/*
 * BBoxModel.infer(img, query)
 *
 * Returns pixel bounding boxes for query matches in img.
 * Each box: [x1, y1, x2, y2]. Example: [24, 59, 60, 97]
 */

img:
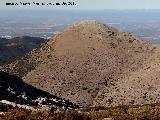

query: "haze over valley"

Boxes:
[1, 10, 160, 43]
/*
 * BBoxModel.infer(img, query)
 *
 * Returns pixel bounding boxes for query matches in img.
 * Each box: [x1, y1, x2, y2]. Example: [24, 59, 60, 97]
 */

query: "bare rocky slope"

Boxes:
[1, 20, 160, 107]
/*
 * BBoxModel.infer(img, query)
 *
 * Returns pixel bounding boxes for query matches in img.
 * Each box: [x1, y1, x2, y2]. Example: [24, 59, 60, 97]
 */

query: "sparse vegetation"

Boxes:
[1, 104, 160, 120]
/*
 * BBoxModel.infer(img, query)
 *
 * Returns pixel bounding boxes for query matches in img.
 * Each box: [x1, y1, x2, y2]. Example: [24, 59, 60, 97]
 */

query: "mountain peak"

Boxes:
[72, 20, 100, 26]
[68, 20, 113, 32]
[1, 20, 158, 107]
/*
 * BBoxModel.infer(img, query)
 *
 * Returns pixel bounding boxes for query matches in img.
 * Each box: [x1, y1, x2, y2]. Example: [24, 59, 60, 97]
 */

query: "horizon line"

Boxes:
[1, 9, 160, 11]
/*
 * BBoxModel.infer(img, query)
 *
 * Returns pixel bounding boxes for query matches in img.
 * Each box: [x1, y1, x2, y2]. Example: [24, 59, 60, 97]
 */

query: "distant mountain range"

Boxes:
[0, 36, 46, 65]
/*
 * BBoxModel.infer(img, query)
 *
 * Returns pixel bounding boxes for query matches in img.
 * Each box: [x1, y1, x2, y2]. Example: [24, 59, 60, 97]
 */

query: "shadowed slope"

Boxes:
[0, 36, 46, 65]
[0, 71, 79, 109]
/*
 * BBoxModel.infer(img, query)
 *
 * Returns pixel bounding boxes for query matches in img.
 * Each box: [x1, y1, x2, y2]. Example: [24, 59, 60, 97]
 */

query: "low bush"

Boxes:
[1, 104, 160, 120]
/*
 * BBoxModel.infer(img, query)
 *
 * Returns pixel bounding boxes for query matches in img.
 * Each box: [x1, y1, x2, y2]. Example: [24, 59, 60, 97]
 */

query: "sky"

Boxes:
[0, 0, 160, 10]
